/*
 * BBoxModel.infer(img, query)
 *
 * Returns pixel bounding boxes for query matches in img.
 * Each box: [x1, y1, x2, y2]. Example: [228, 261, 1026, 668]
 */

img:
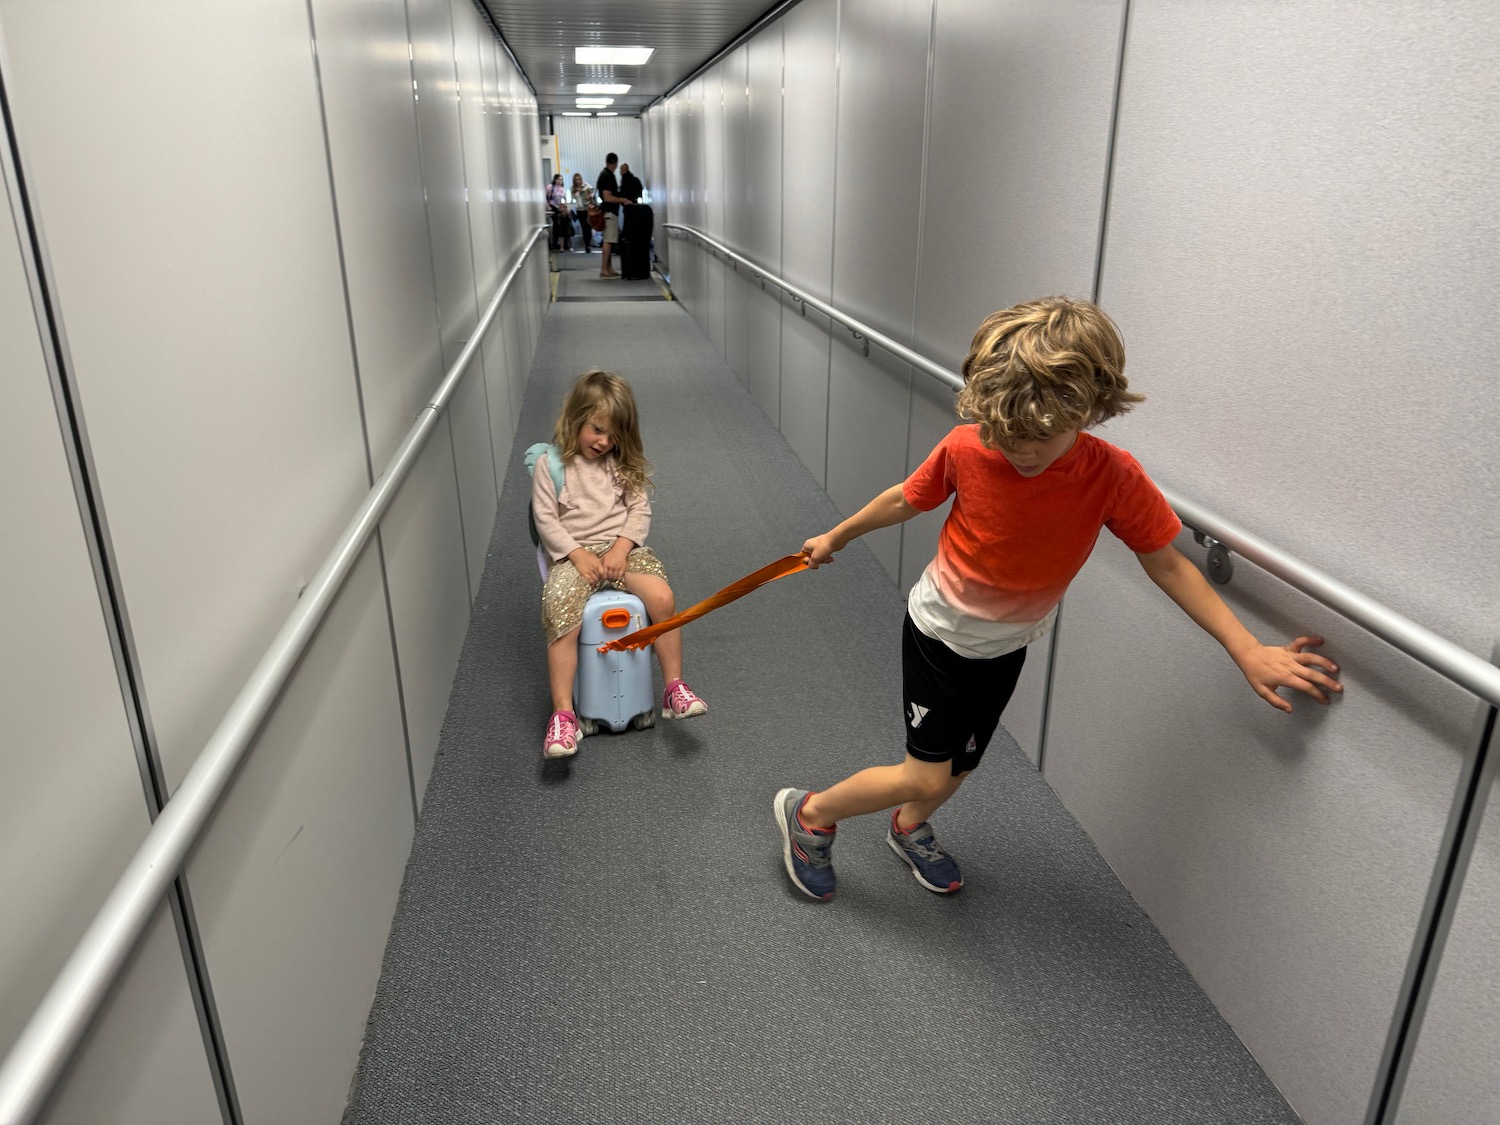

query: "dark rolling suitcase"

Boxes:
[619, 204, 654, 280]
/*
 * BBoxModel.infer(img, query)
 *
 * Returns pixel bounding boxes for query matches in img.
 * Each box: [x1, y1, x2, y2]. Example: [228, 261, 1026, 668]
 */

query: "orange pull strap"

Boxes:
[598, 553, 811, 652]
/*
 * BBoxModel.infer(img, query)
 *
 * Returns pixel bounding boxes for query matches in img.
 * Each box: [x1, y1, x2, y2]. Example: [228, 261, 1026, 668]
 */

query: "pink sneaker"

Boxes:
[543, 710, 581, 758]
[662, 679, 707, 720]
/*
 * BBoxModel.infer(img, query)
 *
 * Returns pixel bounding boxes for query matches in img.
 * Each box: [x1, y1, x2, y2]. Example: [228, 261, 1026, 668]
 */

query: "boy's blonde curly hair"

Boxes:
[956, 296, 1143, 447]
[553, 368, 653, 496]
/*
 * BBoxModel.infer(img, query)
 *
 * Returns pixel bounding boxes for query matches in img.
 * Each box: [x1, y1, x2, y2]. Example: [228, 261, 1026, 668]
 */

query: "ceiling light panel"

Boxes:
[577, 83, 632, 95]
[576, 97, 614, 107]
[575, 46, 655, 66]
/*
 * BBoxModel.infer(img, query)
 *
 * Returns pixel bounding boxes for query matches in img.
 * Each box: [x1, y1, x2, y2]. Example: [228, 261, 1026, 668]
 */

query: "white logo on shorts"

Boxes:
[908, 703, 929, 729]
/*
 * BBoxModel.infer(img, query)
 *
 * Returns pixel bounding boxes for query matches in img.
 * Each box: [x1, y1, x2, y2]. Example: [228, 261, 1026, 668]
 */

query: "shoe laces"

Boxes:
[907, 838, 948, 863]
[898, 824, 947, 863]
[666, 681, 698, 709]
[547, 712, 576, 744]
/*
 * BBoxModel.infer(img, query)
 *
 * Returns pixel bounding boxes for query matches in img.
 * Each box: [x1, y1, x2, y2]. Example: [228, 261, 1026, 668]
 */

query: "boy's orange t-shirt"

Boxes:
[903, 426, 1182, 627]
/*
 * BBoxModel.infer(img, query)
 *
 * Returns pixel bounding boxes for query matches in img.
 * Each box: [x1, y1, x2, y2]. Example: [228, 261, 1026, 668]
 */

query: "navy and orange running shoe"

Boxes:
[887, 810, 963, 893]
[774, 788, 836, 900]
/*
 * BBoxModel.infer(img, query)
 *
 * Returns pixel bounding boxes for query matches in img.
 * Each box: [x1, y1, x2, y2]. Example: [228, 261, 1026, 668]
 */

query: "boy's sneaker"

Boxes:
[887, 810, 963, 893]
[774, 788, 836, 900]
[542, 710, 581, 759]
[662, 679, 707, 719]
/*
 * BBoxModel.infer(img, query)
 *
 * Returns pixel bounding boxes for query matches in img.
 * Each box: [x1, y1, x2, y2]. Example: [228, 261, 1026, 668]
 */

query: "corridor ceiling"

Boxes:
[476, 0, 782, 119]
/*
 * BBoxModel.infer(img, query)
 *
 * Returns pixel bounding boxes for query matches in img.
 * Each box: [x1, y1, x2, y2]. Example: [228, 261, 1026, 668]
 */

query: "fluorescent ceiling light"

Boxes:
[575, 46, 655, 66]
[578, 83, 631, 95]
[576, 98, 614, 108]
[596, 112, 619, 117]
[562, 111, 592, 116]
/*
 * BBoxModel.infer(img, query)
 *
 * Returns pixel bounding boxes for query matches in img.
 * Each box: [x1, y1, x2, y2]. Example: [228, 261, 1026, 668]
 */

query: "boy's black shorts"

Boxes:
[902, 612, 1027, 776]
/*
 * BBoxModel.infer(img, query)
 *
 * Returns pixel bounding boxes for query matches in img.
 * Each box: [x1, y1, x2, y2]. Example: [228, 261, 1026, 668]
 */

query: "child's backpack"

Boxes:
[524, 441, 566, 550]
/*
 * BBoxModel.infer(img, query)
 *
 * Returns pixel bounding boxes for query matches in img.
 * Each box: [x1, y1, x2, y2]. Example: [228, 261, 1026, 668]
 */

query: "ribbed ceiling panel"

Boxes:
[478, 0, 781, 117]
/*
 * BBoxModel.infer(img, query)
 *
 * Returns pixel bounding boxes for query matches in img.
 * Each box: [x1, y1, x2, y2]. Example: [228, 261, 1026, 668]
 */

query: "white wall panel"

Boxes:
[456, 3, 499, 309]
[643, 109, 667, 272]
[375, 432, 470, 809]
[1398, 774, 1500, 1125]
[721, 47, 751, 386]
[778, 0, 838, 484]
[308, 0, 445, 467]
[703, 68, 727, 354]
[186, 548, 411, 1123]
[413, 0, 497, 600]
[1048, 537, 1468, 1125]
[824, 0, 931, 582]
[1058, 3, 1500, 1120]
[0, 0, 377, 789]
[451, 3, 504, 581]
[677, 80, 703, 320]
[744, 26, 784, 422]
[38, 910, 220, 1125]
[484, 40, 516, 278]
[558, 117, 645, 193]
[475, 32, 519, 474]
[913, 0, 1123, 364]
[1, 193, 219, 1125]
[306, 0, 467, 814]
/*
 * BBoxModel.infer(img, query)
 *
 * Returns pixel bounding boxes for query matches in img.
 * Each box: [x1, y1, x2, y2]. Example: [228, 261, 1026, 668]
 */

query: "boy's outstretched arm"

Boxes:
[1136, 544, 1343, 713]
[803, 483, 919, 568]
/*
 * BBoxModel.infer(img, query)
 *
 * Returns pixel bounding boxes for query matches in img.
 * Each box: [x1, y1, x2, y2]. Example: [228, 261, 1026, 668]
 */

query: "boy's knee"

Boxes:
[902, 764, 956, 804]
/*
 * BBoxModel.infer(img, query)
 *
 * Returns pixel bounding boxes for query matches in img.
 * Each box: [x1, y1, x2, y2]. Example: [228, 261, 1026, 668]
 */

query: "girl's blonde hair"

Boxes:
[955, 296, 1143, 447]
[553, 368, 652, 495]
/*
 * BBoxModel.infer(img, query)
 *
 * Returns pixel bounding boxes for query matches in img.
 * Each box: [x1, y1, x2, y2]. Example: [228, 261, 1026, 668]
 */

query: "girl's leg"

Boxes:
[546, 625, 582, 712]
[800, 754, 965, 830]
[621, 572, 681, 681]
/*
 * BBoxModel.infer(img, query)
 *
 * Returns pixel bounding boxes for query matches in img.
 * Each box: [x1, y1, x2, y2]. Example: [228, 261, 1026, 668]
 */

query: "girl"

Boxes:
[532, 369, 707, 758]
[570, 172, 596, 253]
[547, 174, 571, 251]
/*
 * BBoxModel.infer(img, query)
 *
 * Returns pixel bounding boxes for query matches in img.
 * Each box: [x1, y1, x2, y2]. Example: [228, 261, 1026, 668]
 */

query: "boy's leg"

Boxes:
[799, 754, 964, 829]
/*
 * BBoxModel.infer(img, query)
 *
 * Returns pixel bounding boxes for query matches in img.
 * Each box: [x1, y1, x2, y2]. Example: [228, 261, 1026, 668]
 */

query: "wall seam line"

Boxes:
[303, 0, 420, 826]
[900, 0, 939, 592]
[1038, 0, 1133, 777]
[822, 0, 842, 490]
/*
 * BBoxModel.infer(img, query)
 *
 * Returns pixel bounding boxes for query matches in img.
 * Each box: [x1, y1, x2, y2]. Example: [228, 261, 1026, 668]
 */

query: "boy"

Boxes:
[775, 296, 1341, 900]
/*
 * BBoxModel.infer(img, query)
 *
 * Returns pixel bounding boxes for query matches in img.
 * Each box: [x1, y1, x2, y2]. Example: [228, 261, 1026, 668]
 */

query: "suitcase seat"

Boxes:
[537, 547, 656, 736]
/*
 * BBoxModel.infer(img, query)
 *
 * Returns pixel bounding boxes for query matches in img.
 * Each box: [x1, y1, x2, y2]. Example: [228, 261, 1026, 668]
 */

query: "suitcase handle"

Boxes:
[600, 608, 633, 630]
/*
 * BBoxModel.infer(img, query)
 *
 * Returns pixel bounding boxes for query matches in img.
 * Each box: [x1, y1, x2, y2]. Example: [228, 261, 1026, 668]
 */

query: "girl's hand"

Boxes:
[599, 543, 630, 581]
[802, 533, 839, 569]
[1236, 636, 1342, 713]
[570, 549, 605, 587]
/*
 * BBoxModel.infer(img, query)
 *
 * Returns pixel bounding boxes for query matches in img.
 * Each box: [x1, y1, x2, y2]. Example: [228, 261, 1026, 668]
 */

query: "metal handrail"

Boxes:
[0, 227, 548, 1125]
[664, 221, 1500, 709]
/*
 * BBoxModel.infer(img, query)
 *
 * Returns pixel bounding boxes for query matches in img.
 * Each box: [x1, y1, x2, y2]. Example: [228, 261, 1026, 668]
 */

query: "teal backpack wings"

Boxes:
[524, 442, 566, 548]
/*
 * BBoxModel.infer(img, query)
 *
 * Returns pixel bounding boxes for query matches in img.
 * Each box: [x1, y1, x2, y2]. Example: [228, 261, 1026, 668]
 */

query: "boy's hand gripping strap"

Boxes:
[598, 554, 811, 652]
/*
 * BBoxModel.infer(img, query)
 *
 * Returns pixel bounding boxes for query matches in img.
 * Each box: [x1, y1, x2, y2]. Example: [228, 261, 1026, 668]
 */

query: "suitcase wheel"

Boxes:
[578, 717, 598, 737]
[632, 711, 656, 731]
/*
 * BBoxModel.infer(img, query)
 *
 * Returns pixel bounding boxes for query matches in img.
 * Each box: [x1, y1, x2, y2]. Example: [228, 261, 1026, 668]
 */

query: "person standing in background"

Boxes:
[619, 162, 643, 203]
[547, 174, 572, 252]
[571, 171, 595, 253]
[596, 152, 631, 279]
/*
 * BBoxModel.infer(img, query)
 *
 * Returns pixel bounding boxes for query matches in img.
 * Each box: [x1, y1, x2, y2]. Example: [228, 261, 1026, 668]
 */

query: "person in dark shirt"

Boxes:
[596, 152, 631, 278]
[619, 163, 643, 203]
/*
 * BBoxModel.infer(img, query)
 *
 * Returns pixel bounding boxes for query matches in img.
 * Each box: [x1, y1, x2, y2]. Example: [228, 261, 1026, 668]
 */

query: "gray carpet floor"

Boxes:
[342, 300, 1302, 1125]
[552, 240, 667, 301]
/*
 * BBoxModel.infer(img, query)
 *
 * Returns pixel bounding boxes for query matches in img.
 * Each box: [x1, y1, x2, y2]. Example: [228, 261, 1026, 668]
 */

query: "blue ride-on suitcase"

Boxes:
[574, 589, 656, 734]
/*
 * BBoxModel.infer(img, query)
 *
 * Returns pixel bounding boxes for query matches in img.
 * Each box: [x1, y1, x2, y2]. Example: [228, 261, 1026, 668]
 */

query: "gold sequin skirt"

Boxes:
[542, 542, 668, 644]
